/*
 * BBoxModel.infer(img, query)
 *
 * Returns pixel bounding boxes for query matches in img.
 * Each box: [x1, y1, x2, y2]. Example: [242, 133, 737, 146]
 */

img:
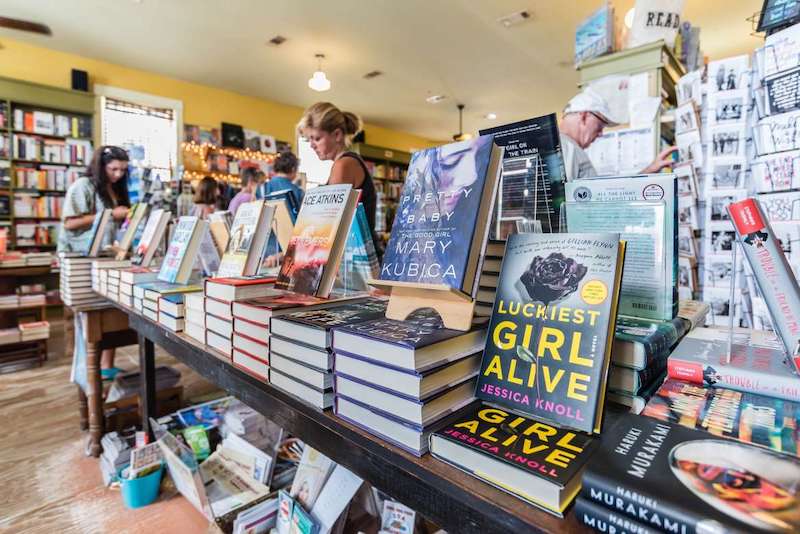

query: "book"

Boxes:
[574, 4, 613, 66]
[115, 203, 148, 259]
[332, 308, 487, 372]
[479, 114, 566, 238]
[380, 136, 503, 295]
[728, 198, 800, 372]
[208, 210, 231, 256]
[582, 413, 800, 534]
[379, 500, 416, 534]
[119, 266, 159, 285]
[158, 216, 206, 284]
[613, 314, 690, 370]
[270, 298, 387, 352]
[335, 203, 380, 292]
[289, 503, 319, 534]
[573, 496, 656, 534]
[430, 403, 598, 517]
[206, 296, 233, 321]
[218, 200, 275, 278]
[643, 379, 800, 457]
[197, 225, 220, 277]
[309, 464, 363, 534]
[475, 232, 625, 434]
[276, 490, 294, 534]
[136, 281, 203, 300]
[275, 184, 359, 298]
[158, 312, 184, 332]
[132, 209, 170, 267]
[159, 293, 185, 318]
[289, 445, 335, 510]
[230, 291, 346, 324]
[264, 197, 296, 251]
[667, 327, 800, 402]
[565, 174, 678, 321]
[233, 319, 268, 343]
[608, 361, 667, 395]
[87, 209, 113, 257]
[606, 372, 665, 415]
[233, 332, 268, 362]
[270, 368, 332, 409]
[232, 348, 269, 380]
[271, 353, 331, 390]
[204, 275, 278, 303]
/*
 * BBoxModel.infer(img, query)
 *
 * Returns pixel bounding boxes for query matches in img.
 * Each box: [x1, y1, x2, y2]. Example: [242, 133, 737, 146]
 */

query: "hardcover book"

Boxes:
[475, 233, 625, 434]
[479, 114, 567, 238]
[276, 184, 359, 298]
[332, 308, 487, 372]
[582, 413, 800, 534]
[613, 314, 691, 370]
[217, 200, 275, 278]
[132, 208, 170, 267]
[728, 198, 800, 372]
[158, 217, 206, 284]
[565, 174, 678, 320]
[643, 379, 800, 457]
[379, 135, 503, 295]
[115, 202, 148, 259]
[429, 403, 597, 517]
[231, 291, 353, 325]
[574, 496, 656, 534]
[667, 327, 800, 402]
[204, 275, 277, 303]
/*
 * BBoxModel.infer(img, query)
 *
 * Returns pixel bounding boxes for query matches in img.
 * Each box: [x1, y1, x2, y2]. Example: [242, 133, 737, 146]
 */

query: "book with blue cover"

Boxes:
[574, 4, 614, 66]
[475, 232, 625, 434]
[379, 136, 503, 295]
[332, 308, 487, 372]
[336, 203, 380, 292]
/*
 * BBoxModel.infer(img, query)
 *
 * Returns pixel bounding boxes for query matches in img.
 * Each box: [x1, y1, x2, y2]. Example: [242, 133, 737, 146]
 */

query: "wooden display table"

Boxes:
[107, 299, 588, 534]
[66, 303, 138, 456]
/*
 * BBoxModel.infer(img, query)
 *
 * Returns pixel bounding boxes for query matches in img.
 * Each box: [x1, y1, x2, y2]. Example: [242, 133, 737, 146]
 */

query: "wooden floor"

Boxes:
[0, 321, 218, 534]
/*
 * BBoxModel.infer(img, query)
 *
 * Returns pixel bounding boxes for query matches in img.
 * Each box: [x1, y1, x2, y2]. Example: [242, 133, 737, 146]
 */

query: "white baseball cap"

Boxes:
[563, 87, 621, 126]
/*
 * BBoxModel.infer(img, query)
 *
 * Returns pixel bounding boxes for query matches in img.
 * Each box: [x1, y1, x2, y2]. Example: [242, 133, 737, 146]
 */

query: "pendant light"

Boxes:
[452, 104, 472, 142]
[308, 54, 331, 92]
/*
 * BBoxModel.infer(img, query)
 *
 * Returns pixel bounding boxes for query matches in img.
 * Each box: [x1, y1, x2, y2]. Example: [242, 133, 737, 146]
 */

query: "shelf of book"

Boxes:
[0, 76, 94, 251]
[113, 301, 585, 534]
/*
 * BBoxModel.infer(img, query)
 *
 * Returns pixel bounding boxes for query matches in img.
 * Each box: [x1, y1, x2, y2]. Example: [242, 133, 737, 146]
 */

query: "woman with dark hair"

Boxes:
[58, 145, 130, 253]
[193, 176, 218, 219]
[259, 151, 304, 207]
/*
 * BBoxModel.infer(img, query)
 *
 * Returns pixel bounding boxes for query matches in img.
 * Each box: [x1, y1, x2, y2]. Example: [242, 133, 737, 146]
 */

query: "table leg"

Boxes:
[139, 334, 156, 439]
[78, 386, 88, 431]
[86, 341, 103, 457]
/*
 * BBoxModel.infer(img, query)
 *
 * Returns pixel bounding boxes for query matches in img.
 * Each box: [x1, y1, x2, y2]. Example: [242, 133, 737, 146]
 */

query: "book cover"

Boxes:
[289, 445, 334, 511]
[132, 208, 168, 267]
[574, 5, 614, 66]
[573, 496, 657, 534]
[380, 135, 502, 294]
[88, 209, 113, 256]
[116, 203, 148, 257]
[479, 114, 567, 238]
[135, 280, 202, 296]
[276, 184, 355, 295]
[565, 174, 678, 320]
[582, 413, 800, 534]
[728, 198, 800, 373]
[667, 327, 800, 402]
[335, 203, 380, 292]
[197, 225, 220, 277]
[643, 379, 800, 457]
[274, 297, 387, 333]
[475, 233, 624, 434]
[289, 503, 319, 534]
[218, 200, 270, 278]
[158, 216, 202, 284]
[431, 404, 596, 509]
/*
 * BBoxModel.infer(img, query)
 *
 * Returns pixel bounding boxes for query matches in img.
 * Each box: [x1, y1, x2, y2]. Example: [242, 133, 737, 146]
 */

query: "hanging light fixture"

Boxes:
[308, 54, 331, 92]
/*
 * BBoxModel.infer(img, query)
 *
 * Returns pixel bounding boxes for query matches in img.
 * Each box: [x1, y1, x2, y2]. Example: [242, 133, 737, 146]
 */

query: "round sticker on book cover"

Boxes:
[572, 186, 592, 201]
[581, 279, 608, 305]
[642, 184, 664, 200]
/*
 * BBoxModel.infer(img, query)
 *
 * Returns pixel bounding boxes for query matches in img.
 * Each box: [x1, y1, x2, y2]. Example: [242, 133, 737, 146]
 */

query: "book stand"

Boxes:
[368, 280, 476, 331]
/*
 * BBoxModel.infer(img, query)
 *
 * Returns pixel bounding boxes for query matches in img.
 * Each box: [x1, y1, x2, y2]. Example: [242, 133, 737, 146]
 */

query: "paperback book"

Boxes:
[275, 184, 359, 298]
[379, 136, 503, 295]
[582, 413, 800, 534]
[87, 209, 113, 257]
[475, 233, 625, 434]
[115, 202, 148, 259]
[479, 114, 567, 237]
[643, 379, 800, 457]
[132, 208, 170, 267]
[217, 200, 275, 278]
[158, 216, 206, 284]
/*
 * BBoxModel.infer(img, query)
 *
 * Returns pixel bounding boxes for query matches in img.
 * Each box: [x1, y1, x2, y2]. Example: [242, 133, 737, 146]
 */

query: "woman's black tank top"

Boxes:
[339, 151, 377, 235]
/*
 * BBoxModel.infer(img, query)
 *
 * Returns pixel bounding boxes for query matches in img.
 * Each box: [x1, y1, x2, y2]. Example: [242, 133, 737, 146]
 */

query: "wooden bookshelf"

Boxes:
[0, 75, 95, 251]
[351, 143, 411, 238]
[109, 300, 589, 534]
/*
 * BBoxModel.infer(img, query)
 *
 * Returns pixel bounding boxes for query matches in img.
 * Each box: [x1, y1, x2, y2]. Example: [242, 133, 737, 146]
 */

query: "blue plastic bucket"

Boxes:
[120, 465, 163, 509]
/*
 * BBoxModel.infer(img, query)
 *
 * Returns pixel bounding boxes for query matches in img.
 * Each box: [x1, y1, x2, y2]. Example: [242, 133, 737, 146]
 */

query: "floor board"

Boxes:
[0, 321, 217, 533]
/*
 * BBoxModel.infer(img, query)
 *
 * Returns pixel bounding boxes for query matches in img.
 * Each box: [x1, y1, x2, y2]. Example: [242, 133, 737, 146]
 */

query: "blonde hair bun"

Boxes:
[298, 102, 363, 145]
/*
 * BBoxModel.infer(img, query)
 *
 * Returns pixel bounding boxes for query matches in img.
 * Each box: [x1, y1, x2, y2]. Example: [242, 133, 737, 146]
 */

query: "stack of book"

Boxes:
[184, 292, 206, 344]
[99, 428, 136, 486]
[332, 309, 486, 456]
[19, 321, 49, 341]
[474, 240, 504, 316]
[0, 294, 18, 309]
[202, 276, 277, 358]
[24, 252, 53, 266]
[606, 300, 710, 413]
[118, 266, 159, 308]
[59, 254, 104, 306]
[158, 293, 186, 332]
[90, 259, 130, 301]
[134, 281, 202, 324]
[18, 292, 46, 307]
[268, 298, 386, 408]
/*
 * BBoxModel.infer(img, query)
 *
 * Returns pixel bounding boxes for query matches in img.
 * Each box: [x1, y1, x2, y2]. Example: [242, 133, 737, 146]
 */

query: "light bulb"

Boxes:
[308, 70, 331, 92]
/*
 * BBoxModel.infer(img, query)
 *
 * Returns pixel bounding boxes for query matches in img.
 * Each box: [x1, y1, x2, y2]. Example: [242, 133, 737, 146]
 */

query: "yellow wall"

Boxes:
[0, 37, 437, 152]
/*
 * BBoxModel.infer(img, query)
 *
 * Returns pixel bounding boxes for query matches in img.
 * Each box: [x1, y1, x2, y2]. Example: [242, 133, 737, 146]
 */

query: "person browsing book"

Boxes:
[297, 102, 377, 234]
[229, 167, 265, 216]
[58, 145, 131, 254]
[192, 176, 218, 219]
[258, 151, 304, 207]
[559, 87, 676, 181]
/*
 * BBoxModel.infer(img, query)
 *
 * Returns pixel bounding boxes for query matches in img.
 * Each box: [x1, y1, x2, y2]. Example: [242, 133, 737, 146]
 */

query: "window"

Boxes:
[297, 136, 332, 189]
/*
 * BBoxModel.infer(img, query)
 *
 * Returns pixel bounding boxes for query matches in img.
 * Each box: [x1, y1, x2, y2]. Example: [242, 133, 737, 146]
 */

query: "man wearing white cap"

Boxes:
[560, 87, 676, 181]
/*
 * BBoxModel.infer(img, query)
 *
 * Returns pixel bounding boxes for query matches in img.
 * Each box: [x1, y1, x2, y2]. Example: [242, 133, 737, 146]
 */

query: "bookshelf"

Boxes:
[351, 143, 411, 241]
[0, 76, 95, 250]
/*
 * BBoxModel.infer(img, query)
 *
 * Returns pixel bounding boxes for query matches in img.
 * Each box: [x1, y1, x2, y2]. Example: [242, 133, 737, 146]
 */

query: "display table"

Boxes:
[67, 303, 138, 456]
[106, 299, 588, 534]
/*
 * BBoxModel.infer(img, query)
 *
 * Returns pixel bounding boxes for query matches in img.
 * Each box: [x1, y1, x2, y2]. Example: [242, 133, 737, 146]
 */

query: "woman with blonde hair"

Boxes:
[297, 102, 378, 235]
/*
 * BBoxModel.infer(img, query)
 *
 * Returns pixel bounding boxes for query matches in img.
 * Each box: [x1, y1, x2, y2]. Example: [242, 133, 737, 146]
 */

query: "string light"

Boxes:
[181, 141, 277, 185]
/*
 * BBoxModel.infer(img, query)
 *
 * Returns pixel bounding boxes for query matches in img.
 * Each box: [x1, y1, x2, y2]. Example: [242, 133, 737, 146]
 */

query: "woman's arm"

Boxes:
[328, 157, 366, 188]
[63, 213, 96, 231]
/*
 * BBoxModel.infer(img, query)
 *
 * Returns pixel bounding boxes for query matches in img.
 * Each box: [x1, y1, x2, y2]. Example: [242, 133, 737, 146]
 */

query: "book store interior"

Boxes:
[3, 1, 800, 533]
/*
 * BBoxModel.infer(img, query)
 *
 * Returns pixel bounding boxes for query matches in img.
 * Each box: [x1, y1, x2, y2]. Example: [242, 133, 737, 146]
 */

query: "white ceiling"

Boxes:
[0, 0, 763, 141]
